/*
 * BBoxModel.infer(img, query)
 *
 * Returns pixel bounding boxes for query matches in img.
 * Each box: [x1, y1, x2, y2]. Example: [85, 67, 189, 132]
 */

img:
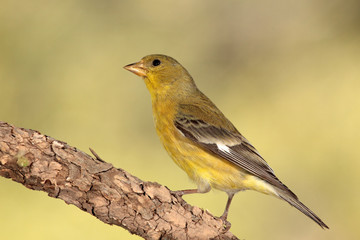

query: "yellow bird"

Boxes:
[124, 54, 328, 229]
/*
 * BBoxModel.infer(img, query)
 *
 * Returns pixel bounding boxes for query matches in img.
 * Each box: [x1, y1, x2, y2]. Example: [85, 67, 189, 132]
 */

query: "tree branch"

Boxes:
[0, 121, 238, 240]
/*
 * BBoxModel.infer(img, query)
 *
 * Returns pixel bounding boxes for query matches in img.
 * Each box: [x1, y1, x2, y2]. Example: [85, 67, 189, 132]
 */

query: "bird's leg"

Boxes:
[172, 185, 211, 197]
[171, 189, 199, 197]
[220, 193, 235, 221]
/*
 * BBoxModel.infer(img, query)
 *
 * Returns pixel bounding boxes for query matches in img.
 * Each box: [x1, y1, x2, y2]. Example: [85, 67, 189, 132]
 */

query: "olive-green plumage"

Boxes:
[124, 54, 328, 229]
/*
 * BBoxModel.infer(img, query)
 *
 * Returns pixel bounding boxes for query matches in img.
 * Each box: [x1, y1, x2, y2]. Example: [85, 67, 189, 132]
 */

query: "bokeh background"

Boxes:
[1, 0, 359, 239]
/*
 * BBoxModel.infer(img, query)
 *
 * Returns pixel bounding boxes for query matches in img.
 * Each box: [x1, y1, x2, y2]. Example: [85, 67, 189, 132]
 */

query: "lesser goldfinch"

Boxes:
[124, 54, 328, 229]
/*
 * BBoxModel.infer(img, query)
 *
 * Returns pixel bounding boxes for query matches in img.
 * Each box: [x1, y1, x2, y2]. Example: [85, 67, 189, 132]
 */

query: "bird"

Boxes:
[124, 54, 328, 229]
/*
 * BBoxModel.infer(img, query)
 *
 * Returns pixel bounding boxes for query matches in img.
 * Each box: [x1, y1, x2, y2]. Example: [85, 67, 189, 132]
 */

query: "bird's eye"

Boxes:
[152, 59, 161, 66]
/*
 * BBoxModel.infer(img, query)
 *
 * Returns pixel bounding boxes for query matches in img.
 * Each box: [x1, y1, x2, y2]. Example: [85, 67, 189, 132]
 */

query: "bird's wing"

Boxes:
[174, 108, 296, 197]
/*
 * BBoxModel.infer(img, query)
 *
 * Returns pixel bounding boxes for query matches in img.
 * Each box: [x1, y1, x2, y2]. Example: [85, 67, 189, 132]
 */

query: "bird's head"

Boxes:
[124, 54, 196, 98]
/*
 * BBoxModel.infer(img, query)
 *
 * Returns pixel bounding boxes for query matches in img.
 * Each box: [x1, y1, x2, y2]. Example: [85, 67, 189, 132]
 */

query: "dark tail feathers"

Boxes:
[278, 191, 329, 229]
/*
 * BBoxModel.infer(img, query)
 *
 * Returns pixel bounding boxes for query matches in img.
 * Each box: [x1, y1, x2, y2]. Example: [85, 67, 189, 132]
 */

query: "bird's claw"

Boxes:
[220, 218, 231, 232]
[170, 190, 185, 197]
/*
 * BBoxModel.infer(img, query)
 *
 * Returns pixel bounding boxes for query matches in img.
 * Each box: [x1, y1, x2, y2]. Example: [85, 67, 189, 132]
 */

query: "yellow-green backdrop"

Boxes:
[1, 1, 359, 239]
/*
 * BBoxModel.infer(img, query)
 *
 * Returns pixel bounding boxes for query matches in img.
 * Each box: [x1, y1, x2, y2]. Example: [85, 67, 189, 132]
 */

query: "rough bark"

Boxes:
[0, 121, 238, 240]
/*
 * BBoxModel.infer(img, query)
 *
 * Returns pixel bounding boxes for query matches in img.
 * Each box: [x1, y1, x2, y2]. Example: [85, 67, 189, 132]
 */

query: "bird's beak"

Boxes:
[123, 61, 147, 77]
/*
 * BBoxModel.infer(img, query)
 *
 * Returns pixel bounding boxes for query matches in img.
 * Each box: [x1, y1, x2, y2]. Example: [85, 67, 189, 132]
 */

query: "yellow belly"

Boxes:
[152, 102, 277, 196]
[157, 125, 276, 196]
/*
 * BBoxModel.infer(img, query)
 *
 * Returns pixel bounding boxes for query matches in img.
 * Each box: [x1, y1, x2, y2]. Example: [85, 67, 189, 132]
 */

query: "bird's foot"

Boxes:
[170, 190, 185, 197]
[171, 189, 199, 197]
[220, 217, 231, 232]
[219, 213, 231, 232]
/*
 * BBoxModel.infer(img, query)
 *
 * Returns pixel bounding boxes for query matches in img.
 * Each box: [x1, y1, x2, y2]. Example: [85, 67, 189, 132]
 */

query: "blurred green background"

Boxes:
[1, 0, 359, 239]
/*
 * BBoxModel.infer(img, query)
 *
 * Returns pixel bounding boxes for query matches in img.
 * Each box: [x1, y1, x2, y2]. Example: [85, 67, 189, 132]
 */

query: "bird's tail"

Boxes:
[277, 189, 329, 229]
